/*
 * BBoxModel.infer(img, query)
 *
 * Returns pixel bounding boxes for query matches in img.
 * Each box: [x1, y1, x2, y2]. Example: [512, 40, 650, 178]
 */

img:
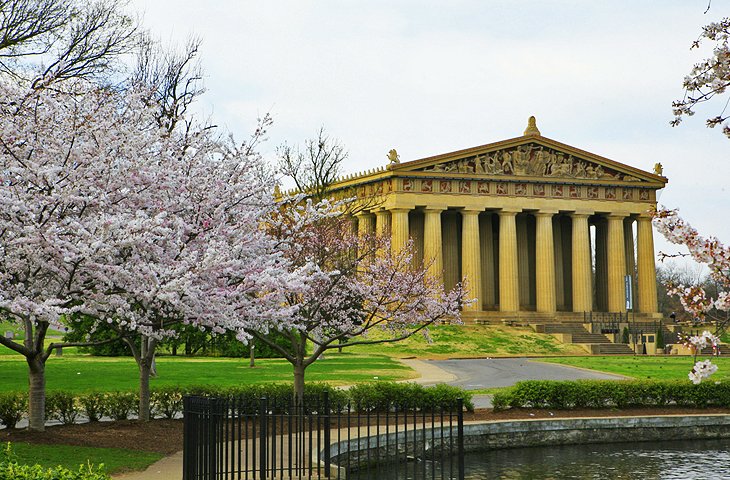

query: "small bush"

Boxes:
[151, 387, 184, 419]
[106, 392, 137, 421]
[78, 392, 107, 422]
[1, 443, 110, 479]
[0, 393, 27, 429]
[46, 391, 78, 425]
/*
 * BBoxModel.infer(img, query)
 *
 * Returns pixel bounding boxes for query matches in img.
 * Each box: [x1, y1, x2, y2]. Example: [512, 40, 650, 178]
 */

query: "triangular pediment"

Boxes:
[389, 136, 666, 186]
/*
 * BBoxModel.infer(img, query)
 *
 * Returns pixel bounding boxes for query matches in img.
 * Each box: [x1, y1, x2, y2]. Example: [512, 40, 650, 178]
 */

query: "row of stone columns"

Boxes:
[357, 207, 658, 314]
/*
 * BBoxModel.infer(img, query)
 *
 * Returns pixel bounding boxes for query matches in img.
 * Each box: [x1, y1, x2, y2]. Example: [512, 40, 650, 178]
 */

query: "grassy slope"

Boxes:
[7, 442, 163, 475]
[538, 356, 730, 381]
[0, 352, 415, 393]
[346, 324, 585, 358]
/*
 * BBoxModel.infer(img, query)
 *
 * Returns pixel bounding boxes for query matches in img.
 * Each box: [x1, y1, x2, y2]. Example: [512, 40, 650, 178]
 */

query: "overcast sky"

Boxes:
[129, 0, 729, 263]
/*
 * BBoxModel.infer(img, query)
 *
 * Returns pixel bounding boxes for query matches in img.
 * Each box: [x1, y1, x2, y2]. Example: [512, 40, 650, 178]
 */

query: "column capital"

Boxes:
[355, 210, 375, 218]
[461, 208, 481, 217]
[569, 210, 594, 218]
[636, 212, 654, 221]
[606, 212, 630, 220]
[387, 206, 413, 213]
[534, 210, 558, 217]
[424, 205, 448, 212]
[498, 208, 520, 216]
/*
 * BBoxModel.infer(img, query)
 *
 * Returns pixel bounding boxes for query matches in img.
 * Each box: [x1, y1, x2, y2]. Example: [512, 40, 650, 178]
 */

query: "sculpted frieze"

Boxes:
[421, 143, 638, 182]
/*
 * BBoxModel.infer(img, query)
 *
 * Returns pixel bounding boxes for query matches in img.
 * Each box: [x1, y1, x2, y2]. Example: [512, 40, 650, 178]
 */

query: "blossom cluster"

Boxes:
[672, 17, 730, 138]
[689, 359, 719, 385]
[680, 330, 721, 355]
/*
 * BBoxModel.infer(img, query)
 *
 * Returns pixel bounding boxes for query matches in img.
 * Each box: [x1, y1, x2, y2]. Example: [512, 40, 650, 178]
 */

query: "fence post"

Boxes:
[260, 397, 268, 479]
[182, 396, 191, 480]
[323, 390, 331, 477]
[208, 398, 218, 479]
[457, 398, 464, 480]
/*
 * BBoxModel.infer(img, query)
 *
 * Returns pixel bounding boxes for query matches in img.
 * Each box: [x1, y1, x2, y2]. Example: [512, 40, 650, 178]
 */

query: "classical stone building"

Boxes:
[330, 118, 667, 323]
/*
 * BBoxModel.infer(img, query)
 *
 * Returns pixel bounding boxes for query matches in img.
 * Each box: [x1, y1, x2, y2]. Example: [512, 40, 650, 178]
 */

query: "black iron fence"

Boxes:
[183, 393, 465, 480]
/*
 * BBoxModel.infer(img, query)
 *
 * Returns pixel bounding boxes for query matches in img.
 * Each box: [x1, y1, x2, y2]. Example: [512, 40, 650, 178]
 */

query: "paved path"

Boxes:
[428, 358, 627, 390]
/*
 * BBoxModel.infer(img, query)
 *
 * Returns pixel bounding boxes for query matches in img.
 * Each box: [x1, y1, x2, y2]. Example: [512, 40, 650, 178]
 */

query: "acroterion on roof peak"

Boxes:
[523, 115, 541, 136]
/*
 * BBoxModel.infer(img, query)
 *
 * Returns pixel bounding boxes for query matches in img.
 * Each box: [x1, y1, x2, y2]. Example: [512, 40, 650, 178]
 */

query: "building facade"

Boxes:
[329, 118, 667, 322]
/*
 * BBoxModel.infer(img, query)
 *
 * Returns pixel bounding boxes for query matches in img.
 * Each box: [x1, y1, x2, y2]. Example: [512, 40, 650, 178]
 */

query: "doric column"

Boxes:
[356, 211, 376, 259]
[607, 213, 628, 312]
[499, 209, 520, 312]
[624, 217, 637, 308]
[356, 212, 375, 237]
[480, 213, 496, 307]
[375, 210, 390, 236]
[461, 209, 482, 311]
[535, 211, 557, 313]
[375, 210, 391, 257]
[389, 208, 410, 256]
[637, 214, 659, 313]
[571, 212, 593, 313]
[423, 207, 445, 285]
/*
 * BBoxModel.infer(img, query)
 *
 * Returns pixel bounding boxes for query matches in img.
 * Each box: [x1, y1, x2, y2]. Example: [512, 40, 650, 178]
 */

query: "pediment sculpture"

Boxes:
[421, 143, 641, 182]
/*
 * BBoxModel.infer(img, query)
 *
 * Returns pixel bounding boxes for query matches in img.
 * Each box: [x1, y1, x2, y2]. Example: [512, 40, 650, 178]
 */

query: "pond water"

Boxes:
[356, 438, 730, 479]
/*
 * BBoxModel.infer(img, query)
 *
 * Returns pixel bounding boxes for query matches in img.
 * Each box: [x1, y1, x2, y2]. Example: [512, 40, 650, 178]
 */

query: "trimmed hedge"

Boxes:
[0, 382, 471, 427]
[1, 443, 110, 480]
[348, 382, 474, 412]
[492, 379, 730, 411]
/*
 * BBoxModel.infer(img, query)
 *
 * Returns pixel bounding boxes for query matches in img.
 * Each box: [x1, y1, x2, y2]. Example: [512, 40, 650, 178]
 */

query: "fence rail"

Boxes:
[183, 393, 465, 480]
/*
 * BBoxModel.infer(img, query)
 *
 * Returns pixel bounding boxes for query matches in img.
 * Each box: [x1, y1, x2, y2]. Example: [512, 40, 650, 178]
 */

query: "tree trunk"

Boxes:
[249, 343, 255, 368]
[139, 360, 152, 422]
[293, 362, 306, 404]
[27, 356, 46, 432]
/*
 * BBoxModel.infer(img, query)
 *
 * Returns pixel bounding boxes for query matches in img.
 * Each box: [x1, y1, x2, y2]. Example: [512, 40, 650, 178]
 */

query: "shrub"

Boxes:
[0, 392, 27, 429]
[656, 328, 665, 350]
[46, 391, 79, 425]
[78, 392, 107, 422]
[0, 443, 110, 479]
[151, 387, 184, 419]
[106, 392, 137, 421]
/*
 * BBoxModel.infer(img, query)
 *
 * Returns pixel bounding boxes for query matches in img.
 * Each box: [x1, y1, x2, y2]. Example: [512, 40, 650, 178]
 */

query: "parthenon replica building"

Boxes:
[331, 118, 667, 323]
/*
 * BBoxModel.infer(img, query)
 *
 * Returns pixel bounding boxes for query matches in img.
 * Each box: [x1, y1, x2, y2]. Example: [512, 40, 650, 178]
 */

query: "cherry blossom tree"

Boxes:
[672, 17, 730, 138]
[243, 197, 466, 401]
[653, 207, 730, 326]
[0, 76, 297, 426]
[0, 79, 167, 430]
[653, 206, 729, 381]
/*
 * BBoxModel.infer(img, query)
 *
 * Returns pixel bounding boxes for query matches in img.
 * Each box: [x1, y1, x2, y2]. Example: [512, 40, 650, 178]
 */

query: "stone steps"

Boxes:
[595, 343, 635, 354]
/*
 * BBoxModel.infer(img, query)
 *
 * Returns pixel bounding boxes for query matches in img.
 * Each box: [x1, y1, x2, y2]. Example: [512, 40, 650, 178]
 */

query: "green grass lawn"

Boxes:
[7, 442, 163, 475]
[537, 355, 730, 381]
[345, 324, 585, 358]
[0, 352, 415, 393]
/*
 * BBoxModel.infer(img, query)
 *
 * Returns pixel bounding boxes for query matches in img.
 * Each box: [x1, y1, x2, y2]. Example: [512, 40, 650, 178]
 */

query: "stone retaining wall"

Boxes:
[462, 415, 730, 451]
[326, 415, 730, 472]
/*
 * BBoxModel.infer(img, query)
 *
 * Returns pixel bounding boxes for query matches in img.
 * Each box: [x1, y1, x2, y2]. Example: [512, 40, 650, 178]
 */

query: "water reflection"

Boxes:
[355, 438, 730, 480]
